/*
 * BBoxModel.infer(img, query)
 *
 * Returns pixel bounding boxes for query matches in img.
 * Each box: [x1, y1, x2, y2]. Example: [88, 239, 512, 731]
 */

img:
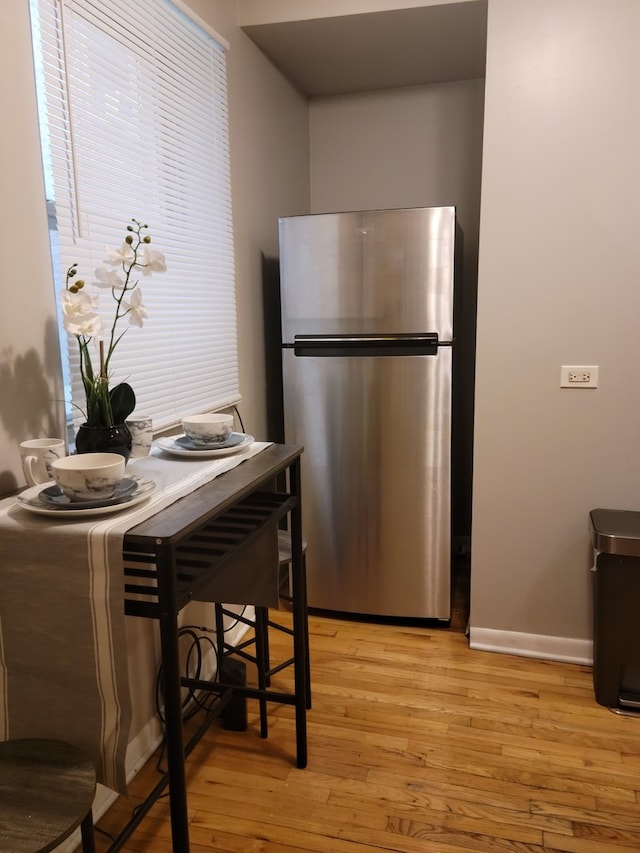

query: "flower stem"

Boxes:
[103, 222, 143, 376]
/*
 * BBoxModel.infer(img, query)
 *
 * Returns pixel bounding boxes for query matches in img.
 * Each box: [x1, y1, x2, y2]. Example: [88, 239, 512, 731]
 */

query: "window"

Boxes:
[29, 0, 239, 433]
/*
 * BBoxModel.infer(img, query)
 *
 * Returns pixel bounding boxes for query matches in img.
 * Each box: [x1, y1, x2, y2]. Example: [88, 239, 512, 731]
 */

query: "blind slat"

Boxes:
[31, 0, 239, 433]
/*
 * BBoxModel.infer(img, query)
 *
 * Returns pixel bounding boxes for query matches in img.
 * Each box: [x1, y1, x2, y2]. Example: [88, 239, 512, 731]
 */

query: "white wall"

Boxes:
[0, 1, 66, 494]
[470, 0, 640, 660]
[223, 5, 310, 439]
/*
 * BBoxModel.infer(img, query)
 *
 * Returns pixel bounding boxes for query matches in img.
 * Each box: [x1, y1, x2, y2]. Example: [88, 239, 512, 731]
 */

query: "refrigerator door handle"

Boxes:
[291, 332, 440, 357]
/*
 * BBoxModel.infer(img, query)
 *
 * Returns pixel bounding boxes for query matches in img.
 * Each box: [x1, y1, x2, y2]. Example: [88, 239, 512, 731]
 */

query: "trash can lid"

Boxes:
[590, 508, 640, 556]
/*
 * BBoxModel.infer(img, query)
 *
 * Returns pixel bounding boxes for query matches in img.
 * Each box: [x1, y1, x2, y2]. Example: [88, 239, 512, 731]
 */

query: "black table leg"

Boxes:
[289, 457, 308, 768]
[156, 545, 190, 853]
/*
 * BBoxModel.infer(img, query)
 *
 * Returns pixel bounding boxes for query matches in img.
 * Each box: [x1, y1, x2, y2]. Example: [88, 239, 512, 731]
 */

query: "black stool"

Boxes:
[0, 738, 96, 852]
[214, 530, 310, 738]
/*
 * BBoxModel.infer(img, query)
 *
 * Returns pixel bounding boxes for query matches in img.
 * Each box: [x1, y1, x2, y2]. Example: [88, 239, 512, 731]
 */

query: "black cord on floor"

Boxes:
[154, 606, 250, 726]
[154, 626, 218, 726]
[220, 604, 248, 633]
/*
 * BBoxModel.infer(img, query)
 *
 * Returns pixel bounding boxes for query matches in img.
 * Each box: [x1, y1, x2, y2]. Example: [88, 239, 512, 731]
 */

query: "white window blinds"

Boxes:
[30, 0, 239, 432]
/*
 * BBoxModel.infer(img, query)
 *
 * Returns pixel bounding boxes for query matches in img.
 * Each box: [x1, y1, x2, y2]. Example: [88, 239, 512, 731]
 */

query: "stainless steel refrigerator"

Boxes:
[279, 206, 456, 620]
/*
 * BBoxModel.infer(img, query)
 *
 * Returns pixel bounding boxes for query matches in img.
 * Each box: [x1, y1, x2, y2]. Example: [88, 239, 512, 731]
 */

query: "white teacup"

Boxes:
[125, 414, 153, 458]
[51, 452, 126, 502]
[20, 438, 66, 486]
[182, 413, 234, 447]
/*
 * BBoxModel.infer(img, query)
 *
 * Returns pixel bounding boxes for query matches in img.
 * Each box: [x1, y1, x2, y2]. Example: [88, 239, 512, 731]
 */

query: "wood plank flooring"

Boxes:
[95, 585, 640, 852]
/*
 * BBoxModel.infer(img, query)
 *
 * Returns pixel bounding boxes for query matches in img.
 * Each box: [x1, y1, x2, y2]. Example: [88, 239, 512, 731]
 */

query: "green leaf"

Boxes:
[110, 382, 136, 424]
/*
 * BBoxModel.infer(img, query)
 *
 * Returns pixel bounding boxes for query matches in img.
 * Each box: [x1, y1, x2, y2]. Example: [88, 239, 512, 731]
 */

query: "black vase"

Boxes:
[75, 423, 132, 462]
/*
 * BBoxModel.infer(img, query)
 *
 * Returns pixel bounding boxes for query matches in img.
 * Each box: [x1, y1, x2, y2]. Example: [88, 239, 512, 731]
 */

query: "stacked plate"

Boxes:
[155, 432, 254, 459]
[17, 476, 156, 518]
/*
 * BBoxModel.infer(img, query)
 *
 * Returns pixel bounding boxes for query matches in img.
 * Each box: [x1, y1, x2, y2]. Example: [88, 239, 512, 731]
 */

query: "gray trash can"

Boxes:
[590, 508, 640, 712]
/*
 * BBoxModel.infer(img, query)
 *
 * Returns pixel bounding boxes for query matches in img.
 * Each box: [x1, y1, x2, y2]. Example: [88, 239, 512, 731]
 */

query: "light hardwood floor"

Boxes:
[96, 585, 640, 852]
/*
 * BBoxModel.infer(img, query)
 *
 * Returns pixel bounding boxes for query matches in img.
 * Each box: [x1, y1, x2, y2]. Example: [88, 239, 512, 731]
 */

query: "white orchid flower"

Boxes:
[104, 242, 135, 267]
[61, 294, 104, 337]
[122, 288, 147, 328]
[60, 220, 166, 430]
[72, 313, 105, 337]
[138, 245, 167, 275]
[93, 266, 124, 290]
[60, 287, 99, 327]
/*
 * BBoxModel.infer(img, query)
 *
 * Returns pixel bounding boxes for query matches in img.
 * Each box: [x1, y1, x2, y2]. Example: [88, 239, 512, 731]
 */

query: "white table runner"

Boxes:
[0, 441, 270, 792]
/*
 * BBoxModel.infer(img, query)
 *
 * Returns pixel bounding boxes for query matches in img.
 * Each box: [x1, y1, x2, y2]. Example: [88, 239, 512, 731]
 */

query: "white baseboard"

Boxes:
[469, 625, 593, 666]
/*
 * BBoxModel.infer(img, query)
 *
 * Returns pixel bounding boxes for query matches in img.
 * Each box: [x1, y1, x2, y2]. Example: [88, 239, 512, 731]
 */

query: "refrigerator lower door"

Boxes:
[282, 347, 451, 619]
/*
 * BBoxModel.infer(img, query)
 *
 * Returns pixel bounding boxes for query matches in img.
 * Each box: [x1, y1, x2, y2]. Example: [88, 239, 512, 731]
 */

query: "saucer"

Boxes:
[17, 477, 157, 518]
[176, 433, 246, 451]
[155, 433, 254, 459]
[39, 478, 138, 509]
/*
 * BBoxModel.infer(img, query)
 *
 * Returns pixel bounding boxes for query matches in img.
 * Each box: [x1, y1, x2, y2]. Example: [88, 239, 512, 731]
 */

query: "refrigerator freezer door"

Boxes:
[282, 347, 451, 619]
[279, 207, 455, 343]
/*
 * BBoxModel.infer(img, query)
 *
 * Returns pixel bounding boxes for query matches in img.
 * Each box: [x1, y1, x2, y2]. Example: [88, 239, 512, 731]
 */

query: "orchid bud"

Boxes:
[144, 235, 151, 243]
[125, 235, 133, 244]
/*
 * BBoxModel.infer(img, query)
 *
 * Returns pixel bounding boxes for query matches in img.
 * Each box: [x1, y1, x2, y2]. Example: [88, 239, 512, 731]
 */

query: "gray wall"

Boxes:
[471, 0, 640, 660]
[283, 0, 640, 659]
[309, 80, 484, 546]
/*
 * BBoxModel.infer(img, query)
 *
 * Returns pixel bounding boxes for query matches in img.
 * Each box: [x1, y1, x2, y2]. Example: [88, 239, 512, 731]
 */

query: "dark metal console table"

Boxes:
[119, 443, 306, 852]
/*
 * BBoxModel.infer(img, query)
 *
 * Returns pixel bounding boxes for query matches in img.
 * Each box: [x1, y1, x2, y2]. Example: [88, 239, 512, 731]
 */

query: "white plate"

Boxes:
[155, 433, 254, 459]
[16, 477, 157, 518]
[175, 432, 246, 451]
[39, 477, 138, 509]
